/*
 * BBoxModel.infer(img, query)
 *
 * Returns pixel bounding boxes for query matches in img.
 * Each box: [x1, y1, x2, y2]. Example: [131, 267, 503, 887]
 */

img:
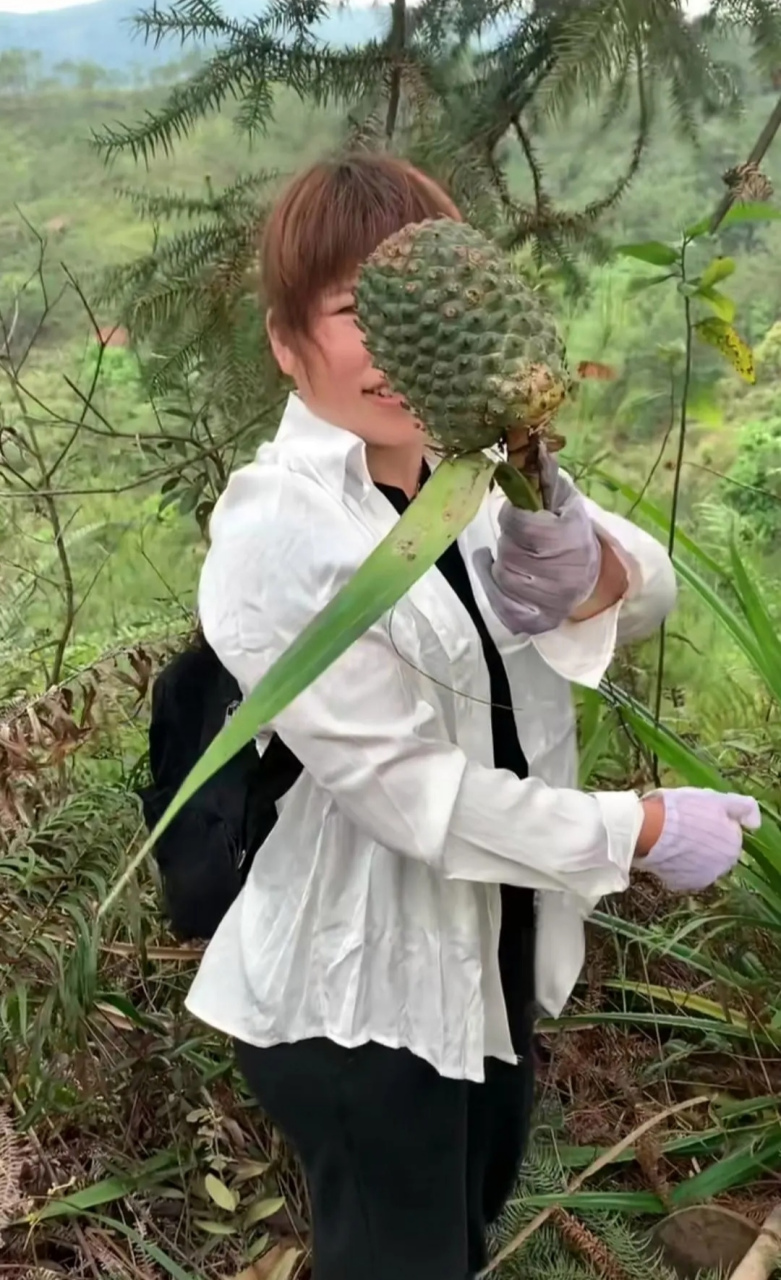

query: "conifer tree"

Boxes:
[93, 0, 781, 431]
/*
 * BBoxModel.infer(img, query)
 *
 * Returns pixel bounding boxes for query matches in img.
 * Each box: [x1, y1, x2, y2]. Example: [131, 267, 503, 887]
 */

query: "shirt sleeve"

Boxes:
[526, 494, 678, 689]
[198, 467, 644, 907]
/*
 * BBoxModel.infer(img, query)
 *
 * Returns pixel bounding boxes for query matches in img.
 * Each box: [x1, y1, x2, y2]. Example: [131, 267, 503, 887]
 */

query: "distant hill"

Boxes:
[0, 0, 390, 76]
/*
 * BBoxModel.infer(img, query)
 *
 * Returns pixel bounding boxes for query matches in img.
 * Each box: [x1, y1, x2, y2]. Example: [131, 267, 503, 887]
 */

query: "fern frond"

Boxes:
[489, 1134, 726, 1280]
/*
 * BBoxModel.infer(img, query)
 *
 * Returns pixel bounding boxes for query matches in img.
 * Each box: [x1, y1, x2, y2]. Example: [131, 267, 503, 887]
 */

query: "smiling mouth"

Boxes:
[364, 387, 407, 405]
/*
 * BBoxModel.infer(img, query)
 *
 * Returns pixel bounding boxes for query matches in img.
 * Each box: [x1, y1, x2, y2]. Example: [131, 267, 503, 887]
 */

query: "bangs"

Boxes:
[260, 153, 462, 337]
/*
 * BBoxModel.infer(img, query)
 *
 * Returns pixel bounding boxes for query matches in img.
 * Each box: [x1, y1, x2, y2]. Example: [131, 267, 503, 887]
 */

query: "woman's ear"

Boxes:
[266, 308, 297, 379]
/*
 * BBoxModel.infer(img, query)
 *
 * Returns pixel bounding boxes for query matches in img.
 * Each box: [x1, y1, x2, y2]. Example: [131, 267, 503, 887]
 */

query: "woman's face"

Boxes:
[267, 282, 426, 449]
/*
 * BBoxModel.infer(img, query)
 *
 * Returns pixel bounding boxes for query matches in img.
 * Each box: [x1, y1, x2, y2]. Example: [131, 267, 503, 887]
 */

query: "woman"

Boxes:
[186, 154, 760, 1280]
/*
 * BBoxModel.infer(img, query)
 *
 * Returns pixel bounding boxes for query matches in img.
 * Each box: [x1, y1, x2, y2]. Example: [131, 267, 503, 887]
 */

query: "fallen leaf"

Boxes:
[233, 1160, 271, 1183]
[267, 1247, 301, 1280]
[94, 1002, 136, 1032]
[232, 1243, 302, 1280]
[204, 1173, 238, 1213]
[244, 1195, 285, 1228]
[194, 1218, 238, 1236]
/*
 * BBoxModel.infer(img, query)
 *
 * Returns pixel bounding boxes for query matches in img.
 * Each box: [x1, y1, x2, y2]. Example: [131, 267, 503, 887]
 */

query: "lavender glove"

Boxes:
[642, 787, 761, 892]
[472, 448, 602, 636]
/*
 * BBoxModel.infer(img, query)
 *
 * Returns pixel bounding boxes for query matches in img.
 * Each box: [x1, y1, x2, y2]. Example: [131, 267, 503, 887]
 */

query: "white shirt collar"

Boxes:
[271, 392, 375, 501]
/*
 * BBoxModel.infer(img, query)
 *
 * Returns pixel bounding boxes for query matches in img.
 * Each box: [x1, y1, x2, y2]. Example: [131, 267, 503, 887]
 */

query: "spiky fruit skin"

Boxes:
[354, 218, 572, 459]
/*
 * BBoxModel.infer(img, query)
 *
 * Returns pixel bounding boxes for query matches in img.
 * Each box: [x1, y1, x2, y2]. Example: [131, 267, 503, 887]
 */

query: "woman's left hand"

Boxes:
[472, 448, 603, 636]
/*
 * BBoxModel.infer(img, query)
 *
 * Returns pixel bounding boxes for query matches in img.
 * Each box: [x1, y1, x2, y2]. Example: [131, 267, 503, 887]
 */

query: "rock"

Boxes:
[653, 1206, 759, 1278]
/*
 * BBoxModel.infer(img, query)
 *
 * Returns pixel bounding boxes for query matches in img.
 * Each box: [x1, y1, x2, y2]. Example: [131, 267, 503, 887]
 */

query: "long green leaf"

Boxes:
[510, 1190, 666, 1214]
[604, 980, 754, 1031]
[592, 470, 726, 577]
[670, 1129, 781, 1207]
[671, 554, 767, 676]
[555, 1112, 780, 1171]
[603, 682, 781, 898]
[589, 911, 754, 990]
[719, 201, 781, 228]
[615, 241, 680, 266]
[577, 687, 613, 786]
[540, 1011, 763, 1041]
[25, 1153, 192, 1222]
[600, 681, 726, 789]
[92, 1214, 203, 1280]
[728, 540, 781, 705]
[102, 453, 496, 916]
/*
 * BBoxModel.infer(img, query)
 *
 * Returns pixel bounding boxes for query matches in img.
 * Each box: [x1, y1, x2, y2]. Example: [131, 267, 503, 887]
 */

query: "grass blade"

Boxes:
[515, 1190, 666, 1214]
[92, 1214, 203, 1280]
[25, 1153, 192, 1222]
[541, 1011, 770, 1041]
[728, 539, 781, 704]
[604, 979, 752, 1030]
[670, 1129, 781, 1207]
[592, 470, 726, 577]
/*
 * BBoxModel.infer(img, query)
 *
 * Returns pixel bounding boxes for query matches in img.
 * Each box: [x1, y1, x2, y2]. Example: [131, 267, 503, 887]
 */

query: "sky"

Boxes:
[0, 0, 714, 16]
[0, 0, 103, 9]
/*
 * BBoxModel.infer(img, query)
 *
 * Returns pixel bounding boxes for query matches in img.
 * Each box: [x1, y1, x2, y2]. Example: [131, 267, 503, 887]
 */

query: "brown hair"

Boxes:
[260, 152, 462, 339]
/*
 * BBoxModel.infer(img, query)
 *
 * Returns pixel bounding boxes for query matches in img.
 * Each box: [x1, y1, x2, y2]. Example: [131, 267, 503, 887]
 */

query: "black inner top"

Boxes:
[376, 462, 535, 1055]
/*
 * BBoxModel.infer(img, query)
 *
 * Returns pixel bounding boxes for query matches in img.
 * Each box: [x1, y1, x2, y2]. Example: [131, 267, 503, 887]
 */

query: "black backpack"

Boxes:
[138, 638, 302, 940]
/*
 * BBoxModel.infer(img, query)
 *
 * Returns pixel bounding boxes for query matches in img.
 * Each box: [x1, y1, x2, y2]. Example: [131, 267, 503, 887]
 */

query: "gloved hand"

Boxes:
[473, 447, 603, 637]
[641, 787, 761, 892]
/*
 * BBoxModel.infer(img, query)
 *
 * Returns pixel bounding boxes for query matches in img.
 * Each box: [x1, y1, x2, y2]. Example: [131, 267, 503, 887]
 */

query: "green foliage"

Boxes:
[722, 417, 781, 546]
[1, 783, 144, 1108]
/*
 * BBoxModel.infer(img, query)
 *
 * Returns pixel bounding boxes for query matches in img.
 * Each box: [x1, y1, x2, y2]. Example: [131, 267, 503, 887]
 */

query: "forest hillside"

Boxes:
[1, 7, 781, 1280]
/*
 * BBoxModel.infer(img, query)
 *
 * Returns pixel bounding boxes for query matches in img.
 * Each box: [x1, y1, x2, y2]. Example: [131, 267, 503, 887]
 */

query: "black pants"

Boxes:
[235, 1033, 535, 1280]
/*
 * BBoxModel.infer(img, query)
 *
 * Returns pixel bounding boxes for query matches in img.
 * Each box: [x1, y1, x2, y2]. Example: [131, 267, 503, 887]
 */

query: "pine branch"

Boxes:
[115, 169, 276, 222]
[93, 21, 391, 164]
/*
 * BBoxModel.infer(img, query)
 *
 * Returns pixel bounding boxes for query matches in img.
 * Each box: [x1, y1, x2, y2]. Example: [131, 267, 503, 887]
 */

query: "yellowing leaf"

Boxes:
[204, 1172, 238, 1213]
[244, 1195, 286, 1227]
[606, 980, 750, 1027]
[694, 317, 756, 383]
[699, 255, 735, 288]
[696, 285, 736, 324]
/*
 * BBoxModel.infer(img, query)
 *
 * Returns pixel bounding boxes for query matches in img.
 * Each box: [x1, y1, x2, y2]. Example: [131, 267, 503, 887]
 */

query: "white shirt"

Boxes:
[185, 393, 677, 1082]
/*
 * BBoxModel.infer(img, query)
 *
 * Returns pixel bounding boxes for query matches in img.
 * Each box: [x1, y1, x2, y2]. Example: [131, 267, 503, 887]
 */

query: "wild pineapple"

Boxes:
[354, 218, 572, 492]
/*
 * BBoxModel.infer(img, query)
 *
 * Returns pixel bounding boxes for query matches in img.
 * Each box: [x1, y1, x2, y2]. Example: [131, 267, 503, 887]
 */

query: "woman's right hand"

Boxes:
[634, 787, 761, 892]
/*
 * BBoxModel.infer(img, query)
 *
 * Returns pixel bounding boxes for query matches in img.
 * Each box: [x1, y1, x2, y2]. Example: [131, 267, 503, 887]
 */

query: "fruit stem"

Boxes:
[494, 460, 541, 511]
